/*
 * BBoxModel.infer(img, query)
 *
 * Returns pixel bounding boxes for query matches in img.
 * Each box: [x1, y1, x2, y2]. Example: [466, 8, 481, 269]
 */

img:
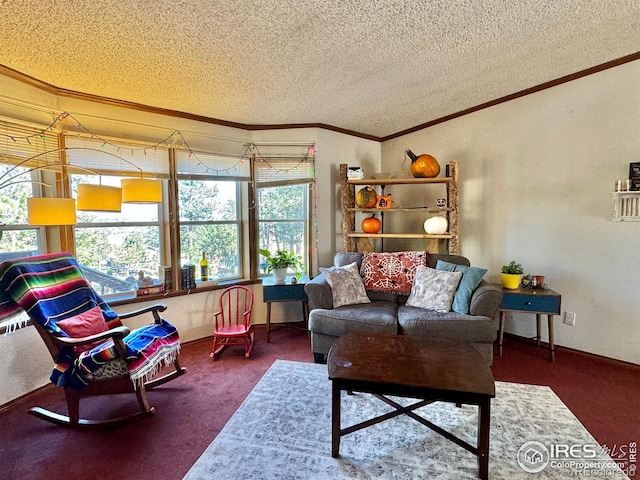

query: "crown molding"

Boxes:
[2, 51, 639, 144]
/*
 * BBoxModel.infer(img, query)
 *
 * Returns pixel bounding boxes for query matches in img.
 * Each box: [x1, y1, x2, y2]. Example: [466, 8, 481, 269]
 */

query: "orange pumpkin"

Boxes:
[355, 186, 377, 208]
[406, 149, 440, 178]
[361, 215, 382, 233]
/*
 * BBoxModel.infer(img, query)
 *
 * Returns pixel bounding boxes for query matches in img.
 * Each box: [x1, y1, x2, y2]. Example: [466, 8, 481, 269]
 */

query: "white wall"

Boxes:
[382, 60, 640, 365]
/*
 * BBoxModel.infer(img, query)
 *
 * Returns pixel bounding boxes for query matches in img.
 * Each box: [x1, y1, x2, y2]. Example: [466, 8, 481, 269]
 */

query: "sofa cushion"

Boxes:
[361, 251, 427, 294]
[319, 262, 370, 308]
[406, 266, 462, 313]
[436, 260, 487, 314]
[397, 305, 497, 343]
[334, 252, 364, 269]
[308, 302, 398, 338]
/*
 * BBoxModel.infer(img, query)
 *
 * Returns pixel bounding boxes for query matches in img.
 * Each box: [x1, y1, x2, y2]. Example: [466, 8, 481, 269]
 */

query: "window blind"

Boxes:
[0, 118, 59, 168]
[175, 150, 251, 181]
[64, 135, 170, 178]
[254, 157, 315, 187]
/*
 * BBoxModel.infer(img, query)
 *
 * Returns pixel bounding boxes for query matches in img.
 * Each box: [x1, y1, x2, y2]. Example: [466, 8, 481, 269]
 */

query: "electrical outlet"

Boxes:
[564, 311, 576, 326]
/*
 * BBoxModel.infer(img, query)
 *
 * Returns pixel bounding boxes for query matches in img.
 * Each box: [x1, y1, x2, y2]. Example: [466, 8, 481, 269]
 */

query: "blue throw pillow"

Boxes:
[435, 260, 487, 314]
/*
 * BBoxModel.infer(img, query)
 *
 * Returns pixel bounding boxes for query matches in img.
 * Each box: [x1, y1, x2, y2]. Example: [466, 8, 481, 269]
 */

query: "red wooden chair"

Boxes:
[210, 286, 255, 359]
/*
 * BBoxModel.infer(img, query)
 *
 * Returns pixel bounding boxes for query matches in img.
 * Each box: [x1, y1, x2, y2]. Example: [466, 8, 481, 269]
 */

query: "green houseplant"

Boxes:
[501, 261, 523, 289]
[259, 249, 303, 283]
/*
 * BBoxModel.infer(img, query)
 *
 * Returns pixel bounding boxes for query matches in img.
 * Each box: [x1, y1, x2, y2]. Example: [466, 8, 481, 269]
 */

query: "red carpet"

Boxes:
[0, 327, 638, 480]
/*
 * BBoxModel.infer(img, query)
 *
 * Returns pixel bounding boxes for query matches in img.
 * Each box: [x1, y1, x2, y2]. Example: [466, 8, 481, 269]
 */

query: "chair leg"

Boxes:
[210, 337, 226, 359]
[135, 379, 153, 414]
[244, 332, 255, 358]
[65, 388, 81, 425]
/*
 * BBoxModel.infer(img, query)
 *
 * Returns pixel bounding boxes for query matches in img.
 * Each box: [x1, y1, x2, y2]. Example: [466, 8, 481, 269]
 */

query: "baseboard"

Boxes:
[0, 383, 54, 414]
[500, 332, 640, 372]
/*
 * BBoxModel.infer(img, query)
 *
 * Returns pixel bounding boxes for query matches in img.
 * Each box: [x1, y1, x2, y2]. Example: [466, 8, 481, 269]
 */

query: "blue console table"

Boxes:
[262, 276, 309, 342]
[497, 286, 562, 361]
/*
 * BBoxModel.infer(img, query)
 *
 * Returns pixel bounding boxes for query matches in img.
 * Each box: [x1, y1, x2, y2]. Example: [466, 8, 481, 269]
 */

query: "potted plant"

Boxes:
[259, 249, 303, 284]
[501, 261, 523, 289]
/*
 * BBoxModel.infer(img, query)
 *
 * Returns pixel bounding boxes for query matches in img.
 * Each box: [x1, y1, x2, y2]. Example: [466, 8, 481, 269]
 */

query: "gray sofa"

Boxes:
[305, 252, 502, 364]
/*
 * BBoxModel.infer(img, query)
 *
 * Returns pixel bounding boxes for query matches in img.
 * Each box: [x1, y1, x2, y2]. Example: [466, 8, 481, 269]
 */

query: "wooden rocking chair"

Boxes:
[210, 286, 255, 359]
[0, 252, 186, 427]
[30, 303, 187, 427]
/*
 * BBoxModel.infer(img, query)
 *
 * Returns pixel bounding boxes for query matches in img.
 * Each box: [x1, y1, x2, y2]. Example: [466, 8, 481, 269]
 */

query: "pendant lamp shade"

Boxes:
[27, 197, 77, 226]
[121, 178, 162, 203]
[77, 184, 122, 212]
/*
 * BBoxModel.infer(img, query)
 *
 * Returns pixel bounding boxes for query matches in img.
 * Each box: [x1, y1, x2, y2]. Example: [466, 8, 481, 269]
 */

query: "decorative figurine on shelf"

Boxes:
[436, 198, 446, 209]
[347, 166, 365, 180]
[137, 270, 154, 287]
[375, 194, 392, 209]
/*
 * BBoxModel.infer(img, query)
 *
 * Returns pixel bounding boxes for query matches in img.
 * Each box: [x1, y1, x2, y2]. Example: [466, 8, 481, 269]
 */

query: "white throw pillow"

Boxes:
[406, 266, 462, 313]
[320, 262, 370, 308]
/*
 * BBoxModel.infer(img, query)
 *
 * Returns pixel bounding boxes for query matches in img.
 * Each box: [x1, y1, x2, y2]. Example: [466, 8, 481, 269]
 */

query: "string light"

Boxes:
[1, 110, 317, 184]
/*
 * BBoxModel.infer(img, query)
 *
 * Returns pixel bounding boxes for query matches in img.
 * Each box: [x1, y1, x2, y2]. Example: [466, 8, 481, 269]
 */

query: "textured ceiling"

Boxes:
[0, 0, 639, 139]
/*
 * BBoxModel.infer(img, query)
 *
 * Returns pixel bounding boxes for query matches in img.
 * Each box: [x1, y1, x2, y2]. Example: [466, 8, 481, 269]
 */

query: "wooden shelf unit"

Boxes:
[340, 162, 460, 254]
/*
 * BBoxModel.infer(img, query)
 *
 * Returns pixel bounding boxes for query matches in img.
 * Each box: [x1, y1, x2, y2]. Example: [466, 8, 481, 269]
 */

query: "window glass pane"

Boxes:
[72, 174, 159, 223]
[179, 224, 240, 280]
[178, 179, 237, 222]
[257, 185, 305, 221]
[178, 179, 241, 281]
[257, 184, 307, 274]
[71, 173, 162, 296]
[75, 225, 161, 295]
[0, 164, 41, 258]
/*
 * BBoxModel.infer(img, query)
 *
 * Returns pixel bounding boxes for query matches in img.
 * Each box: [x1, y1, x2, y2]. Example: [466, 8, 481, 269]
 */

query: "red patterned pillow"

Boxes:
[56, 305, 109, 354]
[360, 251, 428, 294]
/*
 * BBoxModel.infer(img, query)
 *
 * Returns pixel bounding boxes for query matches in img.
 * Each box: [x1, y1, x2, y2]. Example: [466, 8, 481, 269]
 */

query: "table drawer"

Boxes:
[263, 284, 308, 302]
[500, 294, 560, 314]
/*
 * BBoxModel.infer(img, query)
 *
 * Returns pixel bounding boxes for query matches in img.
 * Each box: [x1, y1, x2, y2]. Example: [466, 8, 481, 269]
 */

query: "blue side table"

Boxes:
[497, 286, 562, 361]
[262, 276, 309, 342]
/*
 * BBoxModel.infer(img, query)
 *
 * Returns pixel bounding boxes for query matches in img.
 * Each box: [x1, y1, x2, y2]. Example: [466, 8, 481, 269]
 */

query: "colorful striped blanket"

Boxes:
[0, 252, 181, 389]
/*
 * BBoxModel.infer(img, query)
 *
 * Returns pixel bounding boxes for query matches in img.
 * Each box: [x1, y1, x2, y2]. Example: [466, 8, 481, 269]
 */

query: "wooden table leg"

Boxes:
[548, 314, 555, 362]
[331, 382, 341, 458]
[536, 314, 542, 346]
[266, 302, 272, 343]
[498, 311, 505, 356]
[477, 397, 491, 480]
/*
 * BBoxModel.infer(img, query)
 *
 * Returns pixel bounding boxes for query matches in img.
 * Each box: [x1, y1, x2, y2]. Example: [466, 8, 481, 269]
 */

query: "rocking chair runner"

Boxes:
[210, 286, 254, 359]
[0, 252, 186, 427]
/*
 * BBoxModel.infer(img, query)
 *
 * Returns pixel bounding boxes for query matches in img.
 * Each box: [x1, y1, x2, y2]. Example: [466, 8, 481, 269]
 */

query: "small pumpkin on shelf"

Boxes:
[355, 186, 377, 208]
[361, 214, 382, 234]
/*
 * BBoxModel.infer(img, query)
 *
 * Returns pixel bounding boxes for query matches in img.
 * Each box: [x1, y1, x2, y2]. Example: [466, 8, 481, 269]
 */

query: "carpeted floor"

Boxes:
[184, 360, 628, 479]
[1, 326, 639, 480]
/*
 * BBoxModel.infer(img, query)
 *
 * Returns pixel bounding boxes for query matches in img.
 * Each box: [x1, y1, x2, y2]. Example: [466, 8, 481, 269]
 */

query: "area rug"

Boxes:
[184, 360, 629, 479]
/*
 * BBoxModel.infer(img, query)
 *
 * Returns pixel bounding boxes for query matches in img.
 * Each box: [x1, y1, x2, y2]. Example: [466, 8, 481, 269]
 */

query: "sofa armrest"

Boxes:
[469, 280, 502, 318]
[304, 274, 333, 310]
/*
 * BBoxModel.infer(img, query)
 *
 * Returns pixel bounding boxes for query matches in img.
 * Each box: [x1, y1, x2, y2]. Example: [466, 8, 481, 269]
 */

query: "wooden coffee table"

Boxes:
[328, 332, 495, 480]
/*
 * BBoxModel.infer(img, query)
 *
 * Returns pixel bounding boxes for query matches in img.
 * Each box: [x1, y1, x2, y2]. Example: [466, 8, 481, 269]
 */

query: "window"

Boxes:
[176, 150, 248, 281]
[254, 147, 315, 276]
[66, 135, 169, 297]
[1, 111, 316, 296]
[0, 119, 59, 260]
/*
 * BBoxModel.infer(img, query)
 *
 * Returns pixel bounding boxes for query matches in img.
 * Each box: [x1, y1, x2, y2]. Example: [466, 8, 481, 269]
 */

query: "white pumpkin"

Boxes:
[423, 215, 448, 235]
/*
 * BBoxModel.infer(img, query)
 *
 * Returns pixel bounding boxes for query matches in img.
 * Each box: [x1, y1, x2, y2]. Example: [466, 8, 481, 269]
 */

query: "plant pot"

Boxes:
[272, 268, 288, 284]
[501, 273, 522, 290]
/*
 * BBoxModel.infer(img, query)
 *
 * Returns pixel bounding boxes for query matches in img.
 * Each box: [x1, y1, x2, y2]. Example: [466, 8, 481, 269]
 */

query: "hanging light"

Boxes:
[27, 197, 77, 225]
[77, 184, 122, 212]
[121, 178, 162, 203]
